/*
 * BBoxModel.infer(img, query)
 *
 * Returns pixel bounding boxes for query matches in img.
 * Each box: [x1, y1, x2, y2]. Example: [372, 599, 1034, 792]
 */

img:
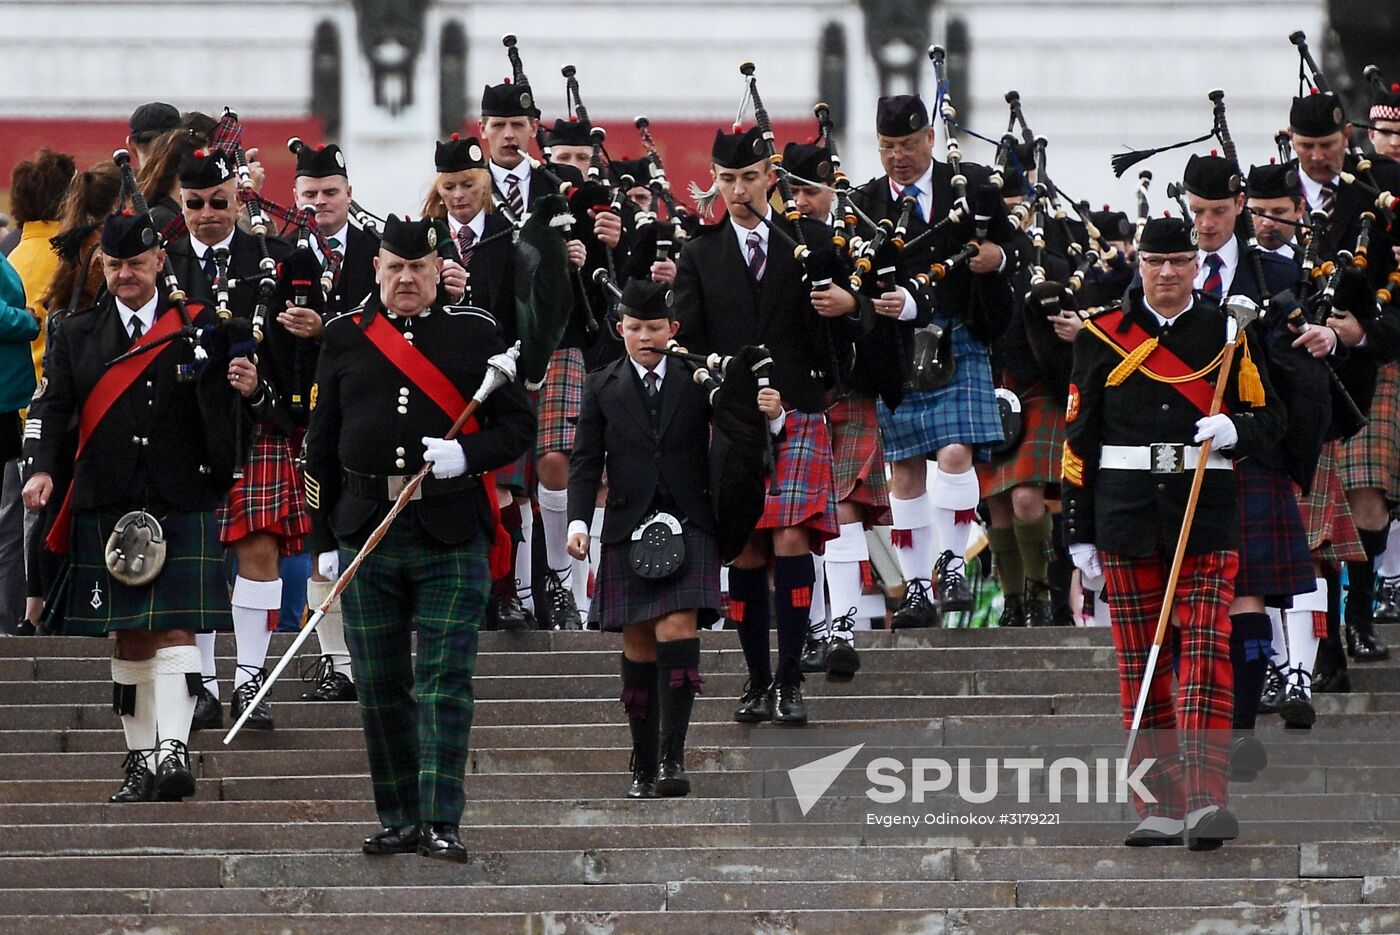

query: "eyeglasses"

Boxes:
[1139, 254, 1197, 270]
[184, 197, 230, 211]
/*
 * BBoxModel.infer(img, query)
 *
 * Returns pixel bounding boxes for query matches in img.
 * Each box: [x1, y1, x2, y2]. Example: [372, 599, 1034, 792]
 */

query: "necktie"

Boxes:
[746, 231, 766, 281]
[901, 184, 925, 222]
[201, 249, 217, 280]
[645, 370, 660, 399]
[323, 236, 342, 271]
[1201, 253, 1224, 298]
[457, 226, 476, 265]
[129, 316, 144, 344]
[1318, 183, 1336, 216]
[506, 175, 524, 217]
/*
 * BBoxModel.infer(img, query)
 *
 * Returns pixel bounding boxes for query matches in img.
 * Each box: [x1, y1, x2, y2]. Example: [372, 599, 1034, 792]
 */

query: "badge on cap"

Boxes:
[817, 160, 832, 178]
[1189, 227, 1199, 246]
[469, 143, 483, 162]
[1334, 106, 1345, 125]
[214, 157, 228, 177]
[520, 91, 534, 109]
[1228, 174, 1241, 193]
[664, 289, 675, 308]
[427, 227, 438, 249]
[140, 226, 156, 247]
[908, 113, 920, 131]
[335, 151, 346, 168]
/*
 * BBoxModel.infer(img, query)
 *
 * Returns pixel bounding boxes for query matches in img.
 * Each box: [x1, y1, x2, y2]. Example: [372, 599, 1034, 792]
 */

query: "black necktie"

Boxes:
[646, 370, 660, 399]
[129, 316, 144, 345]
[201, 250, 217, 280]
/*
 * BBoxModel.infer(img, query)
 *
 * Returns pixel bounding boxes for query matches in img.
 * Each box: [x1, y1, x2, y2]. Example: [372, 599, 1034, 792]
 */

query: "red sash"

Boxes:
[46, 309, 186, 553]
[1089, 308, 1229, 417]
[359, 312, 511, 579]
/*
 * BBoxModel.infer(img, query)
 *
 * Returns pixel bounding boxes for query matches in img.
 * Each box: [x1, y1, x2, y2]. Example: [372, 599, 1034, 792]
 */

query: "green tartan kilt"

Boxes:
[47, 510, 231, 637]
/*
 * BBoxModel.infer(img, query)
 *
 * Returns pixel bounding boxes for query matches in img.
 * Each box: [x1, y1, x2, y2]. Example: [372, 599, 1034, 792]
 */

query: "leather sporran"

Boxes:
[910, 322, 955, 392]
[990, 387, 1025, 456]
[628, 512, 686, 581]
[104, 511, 167, 587]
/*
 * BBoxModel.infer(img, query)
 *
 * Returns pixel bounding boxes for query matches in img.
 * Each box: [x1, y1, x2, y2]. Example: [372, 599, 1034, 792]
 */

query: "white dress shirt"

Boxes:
[311, 222, 350, 266]
[888, 164, 934, 221]
[117, 291, 159, 338]
[489, 160, 532, 212]
[1195, 234, 1240, 296]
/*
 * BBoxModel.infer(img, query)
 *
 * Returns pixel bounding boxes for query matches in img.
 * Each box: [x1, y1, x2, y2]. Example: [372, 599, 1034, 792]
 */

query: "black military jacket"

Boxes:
[439, 212, 520, 346]
[1062, 289, 1286, 556]
[327, 222, 380, 318]
[303, 297, 535, 554]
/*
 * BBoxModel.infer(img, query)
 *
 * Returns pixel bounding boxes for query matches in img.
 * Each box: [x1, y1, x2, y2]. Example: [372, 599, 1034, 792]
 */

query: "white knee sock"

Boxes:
[307, 578, 352, 678]
[537, 485, 572, 579]
[1379, 521, 1400, 578]
[930, 466, 980, 562]
[857, 592, 883, 629]
[516, 504, 535, 613]
[1286, 578, 1327, 697]
[152, 645, 201, 750]
[826, 522, 869, 643]
[889, 493, 934, 583]
[111, 656, 157, 769]
[1267, 608, 1287, 667]
[232, 577, 282, 690]
[196, 632, 219, 699]
[809, 553, 828, 632]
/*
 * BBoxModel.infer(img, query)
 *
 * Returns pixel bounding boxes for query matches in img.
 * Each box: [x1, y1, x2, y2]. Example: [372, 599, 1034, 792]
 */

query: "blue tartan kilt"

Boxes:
[876, 324, 1003, 462]
[589, 524, 722, 632]
[1235, 461, 1315, 607]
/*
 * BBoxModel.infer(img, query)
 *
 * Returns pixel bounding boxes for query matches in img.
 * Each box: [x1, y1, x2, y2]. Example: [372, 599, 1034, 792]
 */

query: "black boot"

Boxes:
[655, 638, 701, 798]
[933, 551, 974, 614]
[1375, 575, 1400, 624]
[1023, 581, 1055, 628]
[997, 594, 1026, 628]
[621, 656, 658, 799]
[110, 750, 155, 803]
[1346, 546, 1391, 661]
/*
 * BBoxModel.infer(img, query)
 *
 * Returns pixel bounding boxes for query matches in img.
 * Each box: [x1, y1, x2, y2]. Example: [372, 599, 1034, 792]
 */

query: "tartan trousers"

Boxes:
[1101, 548, 1238, 816]
[339, 523, 490, 827]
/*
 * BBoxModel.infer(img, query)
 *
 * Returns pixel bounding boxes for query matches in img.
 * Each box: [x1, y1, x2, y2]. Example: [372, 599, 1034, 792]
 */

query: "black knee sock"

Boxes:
[727, 566, 772, 687]
[772, 555, 816, 687]
[656, 637, 701, 767]
[1348, 527, 1389, 628]
[1321, 565, 1347, 672]
[620, 655, 658, 774]
[1229, 612, 1272, 730]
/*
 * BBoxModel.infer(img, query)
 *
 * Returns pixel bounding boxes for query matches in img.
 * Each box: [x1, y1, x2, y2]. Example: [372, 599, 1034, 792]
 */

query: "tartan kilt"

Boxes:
[978, 381, 1064, 498]
[49, 510, 230, 636]
[536, 347, 585, 458]
[876, 324, 1003, 462]
[1234, 461, 1315, 604]
[759, 411, 840, 543]
[1299, 441, 1367, 563]
[1340, 361, 1400, 496]
[589, 524, 722, 632]
[218, 424, 309, 555]
[827, 393, 891, 526]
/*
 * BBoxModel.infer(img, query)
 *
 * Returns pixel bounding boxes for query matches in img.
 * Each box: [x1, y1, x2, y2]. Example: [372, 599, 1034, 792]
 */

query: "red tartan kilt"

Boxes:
[1340, 361, 1400, 496]
[977, 382, 1064, 498]
[758, 411, 839, 544]
[218, 425, 310, 556]
[827, 394, 891, 526]
[1298, 441, 1366, 563]
[536, 347, 585, 458]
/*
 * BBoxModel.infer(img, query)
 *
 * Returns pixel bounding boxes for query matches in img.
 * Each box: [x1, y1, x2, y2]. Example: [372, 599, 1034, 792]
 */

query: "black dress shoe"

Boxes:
[655, 760, 691, 798]
[362, 823, 421, 855]
[1124, 816, 1184, 847]
[1186, 806, 1239, 851]
[418, 822, 468, 862]
[997, 594, 1026, 628]
[110, 751, 155, 803]
[1346, 618, 1391, 662]
[1023, 581, 1054, 628]
[495, 594, 535, 632]
[230, 669, 274, 731]
[733, 681, 775, 723]
[1279, 675, 1316, 730]
[773, 682, 808, 726]
[1257, 665, 1286, 715]
[190, 685, 223, 732]
[3, 617, 36, 637]
[1375, 576, 1400, 624]
[934, 551, 974, 614]
[627, 747, 657, 799]
[800, 634, 830, 673]
[301, 657, 358, 702]
[1227, 735, 1268, 783]
[542, 570, 582, 631]
[155, 739, 196, 800]
[824, 635, 861, 684]
[1312, 667, 1351, 694]
[892, 579, 939, 629]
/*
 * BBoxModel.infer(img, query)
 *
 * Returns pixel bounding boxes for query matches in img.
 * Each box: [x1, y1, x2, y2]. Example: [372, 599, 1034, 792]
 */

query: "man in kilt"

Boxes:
[22, 212, 240, 802]
[785, 141, 887, 680]
[849, 95, 1015, 627]
[304, 215, 535, 860]
[1064, 217, 1285, 849]
[567, 280, 725, 798]
[165, 149, 296, 731]
[671, 127, 864, 726]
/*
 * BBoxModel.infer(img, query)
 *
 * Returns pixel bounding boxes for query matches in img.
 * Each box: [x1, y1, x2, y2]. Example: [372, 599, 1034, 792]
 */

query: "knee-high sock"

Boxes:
[231, 577, 282, 690]
[196, 632, 219, 699]
[773, 555, 816, 686]
[987, 526, 1023, 597]
[889, 493, 934, 583]
[1320, 565, 1347, 671]
[1229, 611, 1273, 730]
[1287, 580, 1327, 697]
[1268, 607, 1287, 666]
[307, 578, 352, 679]
[930, 467, 980, 561]
[1379, 521, 1400, 578]
[152, 645, 201, 750]
[825, 522, 869, 644]
[1014, 511, 1054, 586]
[808, 553, 828, 634]
[727, 565, 771, 686]
[516, 502, 535, 613]
[620, 656, 659, 774]
[1346, 526, 1389, 624]
[656, 637, 702, 766]
[111, 656, 157, 769]
[537, 485, 572, 580]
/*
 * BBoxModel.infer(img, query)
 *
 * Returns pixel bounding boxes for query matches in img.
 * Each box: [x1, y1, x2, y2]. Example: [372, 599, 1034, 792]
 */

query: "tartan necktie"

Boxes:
[1202, 253, 1224, 298]
[457, 225, 476, 265]
[901, 184, 925, 222]
[1318, 183, 1336, 216]
[324, 236, 342, 271]
[506, 175, 524, 217]
[201, 249, 217, 280]
[746, 231, 766, 281]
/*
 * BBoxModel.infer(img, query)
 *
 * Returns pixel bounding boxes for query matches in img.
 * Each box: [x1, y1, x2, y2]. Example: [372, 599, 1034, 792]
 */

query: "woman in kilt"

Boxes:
[22, 213, 240, 802]
[566, 281, 724, 798]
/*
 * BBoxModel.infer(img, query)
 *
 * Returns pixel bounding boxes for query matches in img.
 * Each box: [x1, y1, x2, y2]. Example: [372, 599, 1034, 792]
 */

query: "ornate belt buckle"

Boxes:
[1149, 443, 1186, 474]
[384, 474, 422, 501]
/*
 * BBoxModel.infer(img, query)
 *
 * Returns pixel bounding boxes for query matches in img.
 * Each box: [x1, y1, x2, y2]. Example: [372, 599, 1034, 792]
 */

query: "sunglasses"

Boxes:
[184, 196, 230, 211]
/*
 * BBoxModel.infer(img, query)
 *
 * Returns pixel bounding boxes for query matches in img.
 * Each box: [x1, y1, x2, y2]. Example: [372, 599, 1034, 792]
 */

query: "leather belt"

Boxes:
[1099, 444, 1233, 475]
[341, 468, 478, 501]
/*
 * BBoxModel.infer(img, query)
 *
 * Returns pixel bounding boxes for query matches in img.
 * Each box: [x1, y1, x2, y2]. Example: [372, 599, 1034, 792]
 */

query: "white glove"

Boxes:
[1193, 413, 1239, 450]
[1068, 543, 1104, 591]
[317, 550, 341, 581]
[422, 436, 467, 479]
